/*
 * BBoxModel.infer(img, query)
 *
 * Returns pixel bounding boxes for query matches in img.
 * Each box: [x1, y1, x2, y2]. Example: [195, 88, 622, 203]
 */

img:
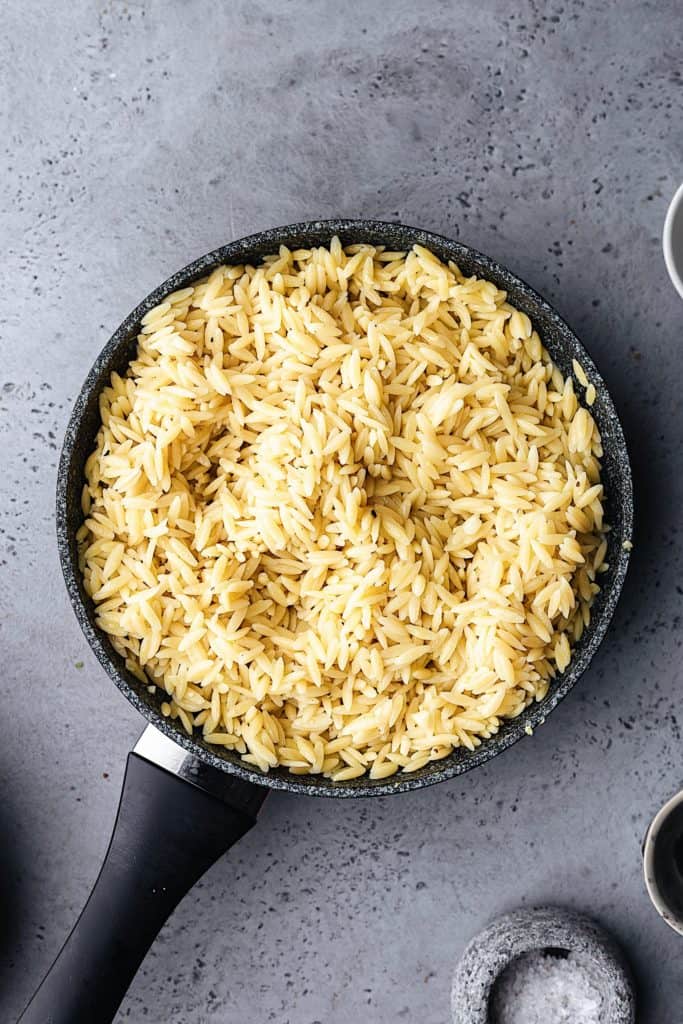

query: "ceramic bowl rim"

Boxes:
[663, 182, 683, 301]
[643, 786, 683, 936]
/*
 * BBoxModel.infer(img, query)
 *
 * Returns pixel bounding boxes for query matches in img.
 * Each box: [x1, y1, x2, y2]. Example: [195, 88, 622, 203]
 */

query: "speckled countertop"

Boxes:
[2, 2, 682, 1022]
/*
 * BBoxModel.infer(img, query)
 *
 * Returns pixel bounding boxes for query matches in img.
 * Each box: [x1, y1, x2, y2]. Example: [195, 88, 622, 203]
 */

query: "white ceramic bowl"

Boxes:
[663, 182, 683, 300]
[643, 787, 683, 936]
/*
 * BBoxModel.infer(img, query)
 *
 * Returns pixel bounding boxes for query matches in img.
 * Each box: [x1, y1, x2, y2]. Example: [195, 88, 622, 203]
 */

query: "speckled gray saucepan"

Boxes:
[57, 218, 634, 797]
[22, 221, 633, 1024]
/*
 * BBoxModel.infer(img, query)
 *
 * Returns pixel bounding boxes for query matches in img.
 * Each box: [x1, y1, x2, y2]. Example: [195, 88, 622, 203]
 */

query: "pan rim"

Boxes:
[56, 218, 633, 798]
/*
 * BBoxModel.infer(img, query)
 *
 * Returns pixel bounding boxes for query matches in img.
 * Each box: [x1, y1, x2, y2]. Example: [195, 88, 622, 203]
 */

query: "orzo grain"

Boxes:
[78, 240, 607, 779]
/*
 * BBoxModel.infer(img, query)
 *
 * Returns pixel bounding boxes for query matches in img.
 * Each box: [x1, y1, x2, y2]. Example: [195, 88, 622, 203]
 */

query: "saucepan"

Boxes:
[20, 220, 633, 1023]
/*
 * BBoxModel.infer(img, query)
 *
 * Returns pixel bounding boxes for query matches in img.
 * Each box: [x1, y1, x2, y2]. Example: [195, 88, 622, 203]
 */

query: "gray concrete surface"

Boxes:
[1, 1, 682, 1021]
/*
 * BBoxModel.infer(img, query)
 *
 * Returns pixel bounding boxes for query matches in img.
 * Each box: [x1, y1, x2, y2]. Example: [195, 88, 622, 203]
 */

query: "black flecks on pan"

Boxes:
[56, 219, 634, 798]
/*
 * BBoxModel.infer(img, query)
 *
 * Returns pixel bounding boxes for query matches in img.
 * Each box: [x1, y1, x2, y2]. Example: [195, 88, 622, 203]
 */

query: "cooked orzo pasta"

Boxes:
[78, 239, 607, 780]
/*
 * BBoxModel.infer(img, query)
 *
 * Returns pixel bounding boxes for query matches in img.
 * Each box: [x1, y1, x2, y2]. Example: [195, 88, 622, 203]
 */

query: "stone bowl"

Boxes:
[451, 905, 636, 1023]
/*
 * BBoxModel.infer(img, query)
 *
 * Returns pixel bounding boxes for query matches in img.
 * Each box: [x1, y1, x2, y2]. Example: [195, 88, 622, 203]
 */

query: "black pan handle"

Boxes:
[18, 749, 266, 1024]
